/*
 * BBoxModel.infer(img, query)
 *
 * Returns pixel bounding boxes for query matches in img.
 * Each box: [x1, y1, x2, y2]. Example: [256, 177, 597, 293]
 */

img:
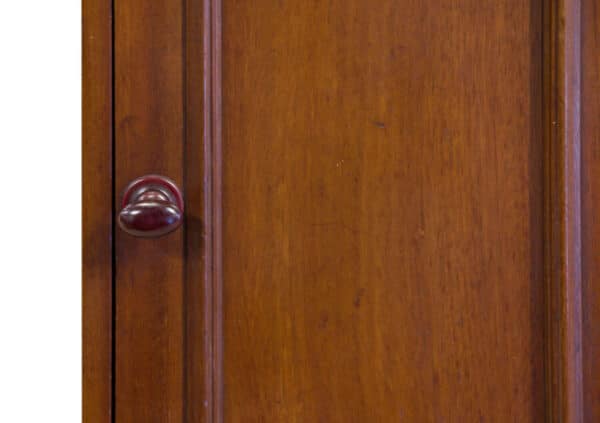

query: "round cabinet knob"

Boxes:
[118, 175, 184, 237]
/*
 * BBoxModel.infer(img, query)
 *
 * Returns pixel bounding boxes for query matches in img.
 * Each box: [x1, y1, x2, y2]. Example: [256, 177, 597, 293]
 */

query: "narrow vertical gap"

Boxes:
[205, 0, 214, 413]
[110, 0, 117, 420]
[542, 0, 553, 418]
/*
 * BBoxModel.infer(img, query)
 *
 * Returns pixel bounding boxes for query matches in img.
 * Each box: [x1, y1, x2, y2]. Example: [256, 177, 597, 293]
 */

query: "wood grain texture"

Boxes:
[84, 0, 591, 420]
[544, 0, 584, 421]
[82, 0, 113, 421]
[582, 0, 600, 421]
[221, 1, 546, 421]
[114, 0, 185, 420]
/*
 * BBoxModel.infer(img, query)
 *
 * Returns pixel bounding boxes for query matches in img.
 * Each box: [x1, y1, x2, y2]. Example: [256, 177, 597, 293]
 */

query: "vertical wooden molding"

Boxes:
[184, 0, 212, 421]
[544, 0, 583, 421]
[82, 0, 113, 421]
[183, 0, 222, 420]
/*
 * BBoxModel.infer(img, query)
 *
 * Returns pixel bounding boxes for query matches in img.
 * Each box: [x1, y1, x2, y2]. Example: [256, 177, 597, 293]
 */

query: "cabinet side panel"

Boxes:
[82, 0, 113, 421]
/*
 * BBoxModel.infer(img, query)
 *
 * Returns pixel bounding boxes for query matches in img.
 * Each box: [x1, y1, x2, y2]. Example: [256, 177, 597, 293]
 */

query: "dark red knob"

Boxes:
[118, 175, 184, 237]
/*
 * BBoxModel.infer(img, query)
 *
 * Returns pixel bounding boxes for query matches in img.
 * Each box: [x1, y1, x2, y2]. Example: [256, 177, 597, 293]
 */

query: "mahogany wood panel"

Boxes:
[221, 0, 546, 421]
[83, 0, 590, 421]
[114, 0, 185, 421]
[582, 0, 600, 420]
[82, 0, 112, 421]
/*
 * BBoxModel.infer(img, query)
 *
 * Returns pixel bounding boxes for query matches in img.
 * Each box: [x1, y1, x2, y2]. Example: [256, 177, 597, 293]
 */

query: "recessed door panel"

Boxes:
[221, 1, 544, 421]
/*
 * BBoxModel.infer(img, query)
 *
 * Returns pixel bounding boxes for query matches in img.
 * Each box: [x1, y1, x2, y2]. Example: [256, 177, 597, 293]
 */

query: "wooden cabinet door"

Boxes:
[83, 0, 596, 421]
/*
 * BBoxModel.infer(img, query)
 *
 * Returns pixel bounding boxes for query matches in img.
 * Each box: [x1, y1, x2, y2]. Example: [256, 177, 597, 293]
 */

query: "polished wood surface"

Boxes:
[83, 0, 593, 421]
[82, 0, 112, 421]
[114, 0, 185, 420]
[221, 0, 545, 421]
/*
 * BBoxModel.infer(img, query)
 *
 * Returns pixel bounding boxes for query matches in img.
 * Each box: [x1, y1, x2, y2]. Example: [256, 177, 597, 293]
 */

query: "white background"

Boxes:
[0, 1, 81, 421]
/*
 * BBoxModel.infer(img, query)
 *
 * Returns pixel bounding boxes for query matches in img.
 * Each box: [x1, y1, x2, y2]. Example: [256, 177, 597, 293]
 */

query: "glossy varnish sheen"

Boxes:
[222, 0, 545, 420]
[82, 0, 592, 421]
